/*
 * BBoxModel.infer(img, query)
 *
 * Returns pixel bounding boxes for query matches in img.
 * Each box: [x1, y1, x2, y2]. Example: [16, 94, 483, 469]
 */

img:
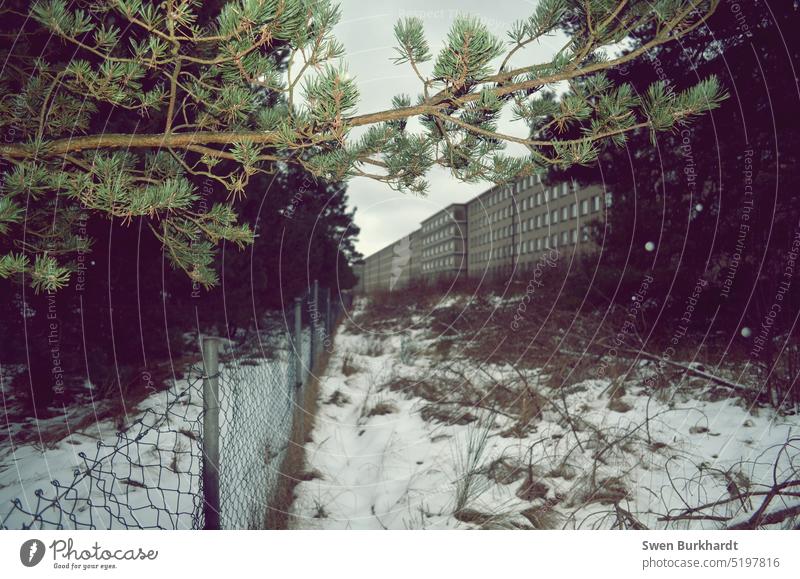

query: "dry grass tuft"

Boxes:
[520, 500, 563, 529]
[582, 476, 629, 506]
[516, 475, 549, 501]
[325, 390, 350, 407]
[341, 352, 359, 376]
[485, 457, 526, 485]
[385, 376, 441, 402]
[420, 404, 477, 425]
[366, 401, 397, 417]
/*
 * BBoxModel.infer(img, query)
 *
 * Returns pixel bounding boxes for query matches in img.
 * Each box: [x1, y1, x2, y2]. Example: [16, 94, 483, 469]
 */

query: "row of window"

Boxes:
[423, 241, 456, 257]
[424, 225, 460, 242]
[422, 256, 457, 271]
[419, 180, 582, 235]
[472, 228, 590, 263]
[481, 177, 569, 208]
[471, 199, 602, 246]
[475, 194, 607, 228]
[477, 183, 576, 221]
[421, 207, 465, 233]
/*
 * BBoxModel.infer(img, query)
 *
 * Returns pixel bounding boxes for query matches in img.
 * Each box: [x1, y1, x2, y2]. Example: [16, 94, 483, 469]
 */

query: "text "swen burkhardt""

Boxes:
[642, 540, 739, 551]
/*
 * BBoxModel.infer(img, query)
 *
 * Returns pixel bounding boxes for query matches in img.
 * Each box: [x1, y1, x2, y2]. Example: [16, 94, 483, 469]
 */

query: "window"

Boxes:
[581, 226, 590, 242]
[535, 215, 541, 228]
[571, 229, 577, 244]
[536, 192, 542, 206]
[562, 182, 568, 196]
[529, 217, 534, 230]
[571, 203, 577, 218]
[551, 209, 558, 224]
[551, 234, 558, 248]
[561, 206, 568, 221]
[544, 212, 549, 226]
[581, 199, 589, 215]
[605, 192, 613, 207]
[536, 237, 542, 251]
[522, 221, 528, 233]
[544, 189, 549, 202]
[593, 195, 601, 212]
[561, 231, 568, 245]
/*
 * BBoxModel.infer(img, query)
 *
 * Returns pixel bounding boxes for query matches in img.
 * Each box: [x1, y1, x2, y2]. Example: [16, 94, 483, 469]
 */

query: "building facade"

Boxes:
[467, 177, 607, 279]
[361, 232, 416, 293]
[419, 203, 468, 283]
[358, 176, 610, 293]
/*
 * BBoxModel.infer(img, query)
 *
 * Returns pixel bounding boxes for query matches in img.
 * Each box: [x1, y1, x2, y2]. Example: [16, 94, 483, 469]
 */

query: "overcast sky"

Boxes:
[333, 0, 565, 257]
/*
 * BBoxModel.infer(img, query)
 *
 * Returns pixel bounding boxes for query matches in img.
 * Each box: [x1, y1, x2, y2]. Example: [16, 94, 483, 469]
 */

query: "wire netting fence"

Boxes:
[0, 285, 351, 530]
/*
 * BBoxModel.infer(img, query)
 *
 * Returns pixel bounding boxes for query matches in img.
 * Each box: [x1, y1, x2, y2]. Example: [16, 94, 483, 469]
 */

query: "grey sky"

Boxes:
[333, 0, 566, 257]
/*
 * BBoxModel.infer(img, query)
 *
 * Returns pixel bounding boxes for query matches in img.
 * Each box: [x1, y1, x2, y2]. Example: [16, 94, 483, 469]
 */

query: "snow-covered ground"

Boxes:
[0, 326, 309, 529]
[0, 377, 204, 529]
[291, 300, 800, 530]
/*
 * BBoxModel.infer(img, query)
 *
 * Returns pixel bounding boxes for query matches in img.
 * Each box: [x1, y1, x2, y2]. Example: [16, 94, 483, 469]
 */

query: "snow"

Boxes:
[0, 327, 309, 529]
[0, 378, 204, 530]
[291, 299, 800, 530]
[4, 297, 796, 530]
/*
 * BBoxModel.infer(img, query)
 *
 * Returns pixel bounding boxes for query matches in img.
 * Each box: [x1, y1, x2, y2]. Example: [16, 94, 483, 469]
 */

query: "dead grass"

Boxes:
[454, 508, 532, 530]
[341, 352, 358, 376]
[366, 401, 397, 417]
[485, 457, 526, 485]
[515, 475, 549, 501]
[420, 403, 478, 425]
[325, 390, 350, 407]
[572, 476, 629, 507]
[520, 501, 563, 529]
[264, 346, 333, 529]
[384, 376, 442, 402]
[432, 338, 453, 358]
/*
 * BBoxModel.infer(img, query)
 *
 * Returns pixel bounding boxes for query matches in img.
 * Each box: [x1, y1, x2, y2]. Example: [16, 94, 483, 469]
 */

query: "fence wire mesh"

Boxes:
[0, 379, 205, 530]
[0, 287, 351, 530]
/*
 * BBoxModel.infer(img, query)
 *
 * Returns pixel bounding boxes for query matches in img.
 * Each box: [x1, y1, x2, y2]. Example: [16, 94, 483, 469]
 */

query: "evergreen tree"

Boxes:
[0, 0, 725, 291]
[552, 3, 800, 401]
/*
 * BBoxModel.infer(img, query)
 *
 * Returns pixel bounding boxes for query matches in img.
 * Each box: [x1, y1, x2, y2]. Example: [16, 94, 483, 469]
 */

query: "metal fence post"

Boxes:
[325, 287, 332, 335]
[201, 336, 221, 530]
[294, 297, 303, 387]
[311, 279, 319, 364]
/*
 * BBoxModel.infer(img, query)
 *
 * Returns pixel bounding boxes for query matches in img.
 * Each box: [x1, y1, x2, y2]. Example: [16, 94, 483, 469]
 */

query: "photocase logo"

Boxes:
[19, 539, 46, 567]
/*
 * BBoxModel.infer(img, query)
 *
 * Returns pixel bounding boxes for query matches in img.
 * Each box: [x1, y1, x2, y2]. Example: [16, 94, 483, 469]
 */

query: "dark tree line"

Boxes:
[0, 1, 360, 414]
[552, 2, 800, 401]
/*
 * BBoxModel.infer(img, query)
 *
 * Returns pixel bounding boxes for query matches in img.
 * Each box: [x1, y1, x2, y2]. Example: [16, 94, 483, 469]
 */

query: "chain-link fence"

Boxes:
[0, 284, 351, 530]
